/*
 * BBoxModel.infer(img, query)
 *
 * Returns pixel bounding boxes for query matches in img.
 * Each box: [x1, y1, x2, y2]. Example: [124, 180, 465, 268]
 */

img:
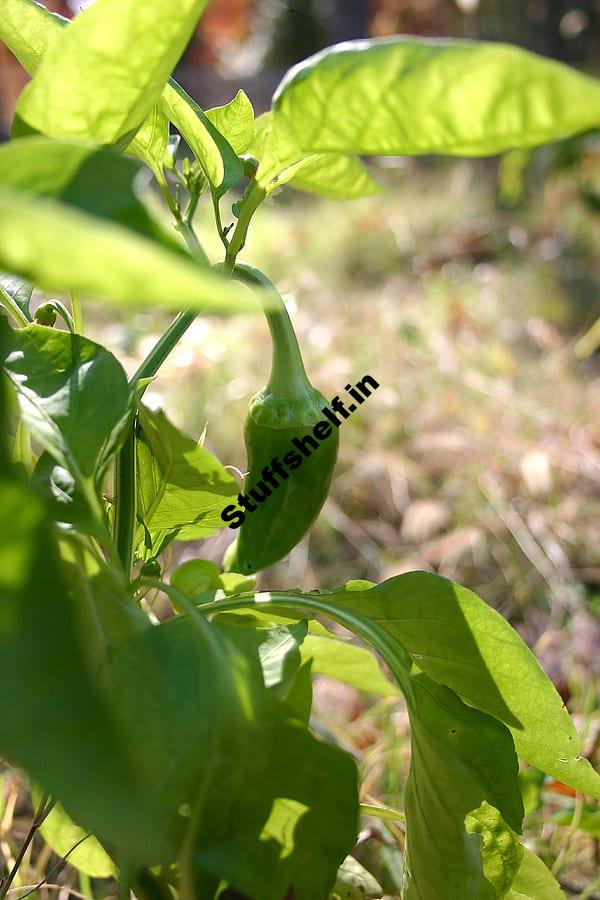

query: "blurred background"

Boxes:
[2, 1, 600, 896]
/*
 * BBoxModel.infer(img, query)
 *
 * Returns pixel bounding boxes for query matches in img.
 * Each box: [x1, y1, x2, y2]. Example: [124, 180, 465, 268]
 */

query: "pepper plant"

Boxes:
[1, 2, 600, 898]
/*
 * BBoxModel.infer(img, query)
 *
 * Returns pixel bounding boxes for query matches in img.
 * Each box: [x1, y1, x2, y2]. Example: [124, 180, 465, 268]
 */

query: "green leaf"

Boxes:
[125, 104, 170, 181]
[258, 38, 600, 190]
[0, 1, 168, 177]
[161, 81, 243, 196]
[0, 272, 33, 323]
[328, 856, 383, 900]
[287, 153, 381, 199]
[15, 0, 209, 145]
[193, 716, 359, 900]
[402, 673, 523, 900]
[329, 572, 600, 797]
[136, 405, 239, 553]
[215, 618, 309, 691]
[32, 454, 101, 536]
[0, 478, 170, 863]
[0, 137, 180, 250]
[206, 90, 255, 156]
[301, 622, 399, 696]
[465, 802, 523, 897]
[0, 0, 66, 76]
[170, 558, 256, 604]
[250, 111, 379, 198]
[506, 848, 565, 900]
[36, 796, 115, 879]
[4, 325, 132, 482]
[0, 186, 255, 314]
[109, 614, 249, 860]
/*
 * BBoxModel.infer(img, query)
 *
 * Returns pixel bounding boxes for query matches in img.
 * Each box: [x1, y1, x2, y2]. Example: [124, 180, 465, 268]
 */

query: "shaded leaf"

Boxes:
[402, 673, 522, 900]
[4, 325, 132, 482]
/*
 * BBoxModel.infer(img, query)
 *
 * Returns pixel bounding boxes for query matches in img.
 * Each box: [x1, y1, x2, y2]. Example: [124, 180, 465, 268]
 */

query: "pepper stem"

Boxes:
[233, 262, 311, 398]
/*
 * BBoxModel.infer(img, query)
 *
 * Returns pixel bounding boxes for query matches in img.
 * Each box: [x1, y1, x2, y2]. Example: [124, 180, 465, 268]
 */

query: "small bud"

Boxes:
[141, 558, 161, 578]
[34, 303, 57, 327]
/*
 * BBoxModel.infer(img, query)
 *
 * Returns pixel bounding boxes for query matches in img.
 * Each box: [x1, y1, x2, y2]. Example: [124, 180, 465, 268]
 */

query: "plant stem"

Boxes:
[233, 263, 310, 397]
[0, 794, 54, 900]
[223, 181, 266, 276]
[113, 181, 265, 577]
[113, 427, 137, 576]
[130, 310, 197, 389]
[70, 294, 83, 334]
[0, 291, 29, 328]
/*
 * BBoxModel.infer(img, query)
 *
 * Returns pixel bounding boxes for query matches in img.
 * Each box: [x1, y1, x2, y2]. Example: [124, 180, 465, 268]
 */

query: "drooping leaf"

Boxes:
[327, 572, 600, 796]
[15, 0, 209, 145]
[0, 187, 256, 314]
[0, 272, 33, 323]
[4, 325, 133, 483]
[192, 714, 359, 900]
[402, 673, 523, 900]
[301, 621, 399, 696]
[506, 847, 565, 900]
[206, 90, 255, 156]
[258, 38, 600, 191]
[136, 405, 239, 554]
[108, 614, 249, 861]
[161, 81, 243, 196]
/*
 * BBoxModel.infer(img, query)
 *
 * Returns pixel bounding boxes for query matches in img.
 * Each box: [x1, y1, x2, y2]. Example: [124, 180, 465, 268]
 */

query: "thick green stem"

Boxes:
[233, 263, 310, 397]
[113, 183, 266, 577]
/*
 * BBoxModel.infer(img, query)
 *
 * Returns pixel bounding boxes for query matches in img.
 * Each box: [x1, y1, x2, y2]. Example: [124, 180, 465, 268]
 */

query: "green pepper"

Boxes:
[223, 263, 338, 575]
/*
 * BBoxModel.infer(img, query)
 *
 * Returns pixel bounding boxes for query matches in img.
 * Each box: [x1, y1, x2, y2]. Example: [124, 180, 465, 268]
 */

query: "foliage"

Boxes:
[0, 1, 599, 898]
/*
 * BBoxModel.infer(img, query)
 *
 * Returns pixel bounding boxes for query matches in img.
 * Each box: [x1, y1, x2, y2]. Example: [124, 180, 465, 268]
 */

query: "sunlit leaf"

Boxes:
[0, 187, 255, 314]
[161, 81, 243, 196]
[329, 572, 600, 796]
[258, 38, 600, 191]
[206, 90, 255, 156]
[4, 325, 132, 483]
[15, 0, 209, 145]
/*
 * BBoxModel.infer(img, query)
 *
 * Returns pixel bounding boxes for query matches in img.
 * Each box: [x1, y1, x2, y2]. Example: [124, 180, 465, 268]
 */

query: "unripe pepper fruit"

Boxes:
[224, 264, 338, 575]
